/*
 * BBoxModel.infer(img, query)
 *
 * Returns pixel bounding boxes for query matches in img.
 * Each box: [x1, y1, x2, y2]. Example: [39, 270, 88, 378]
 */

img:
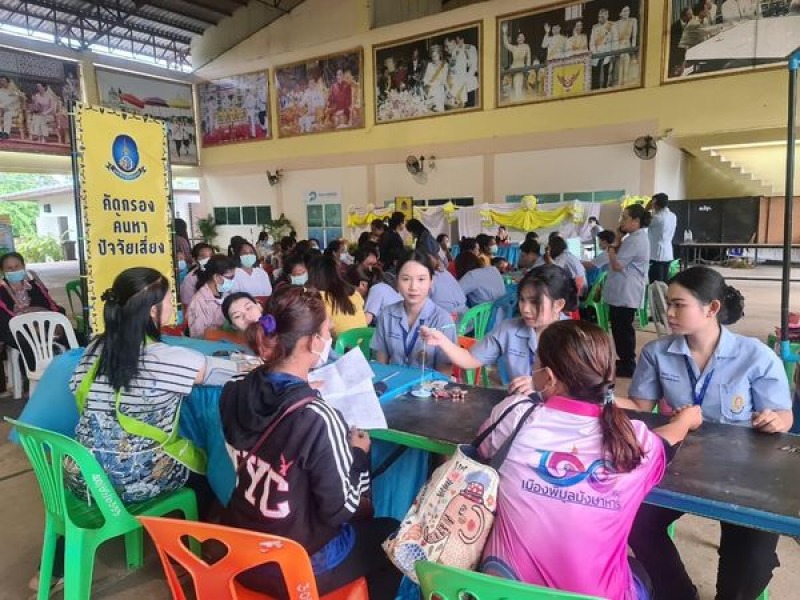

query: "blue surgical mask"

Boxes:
[177, 260, 187, 272]
[240, 254, 257, 268]
[4, 269, 26, 283]
[490, 246, 498, 256]
[218, 277, 234, 294]
[290, 273, 308, 286]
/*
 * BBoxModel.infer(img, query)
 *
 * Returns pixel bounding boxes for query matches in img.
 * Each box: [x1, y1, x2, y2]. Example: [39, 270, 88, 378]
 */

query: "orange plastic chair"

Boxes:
[452, 336, 486, 386]
[138, 516, 368, 600]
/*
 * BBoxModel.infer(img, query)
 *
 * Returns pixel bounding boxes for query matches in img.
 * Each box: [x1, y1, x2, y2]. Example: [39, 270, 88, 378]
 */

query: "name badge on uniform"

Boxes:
[730, 395, 746, 414]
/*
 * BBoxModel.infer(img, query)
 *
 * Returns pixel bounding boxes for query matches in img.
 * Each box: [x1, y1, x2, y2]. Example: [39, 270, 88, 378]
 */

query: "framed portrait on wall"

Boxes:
[95, 67, 197, 165]
[497, 1, 645, 107]
[373, 21, 482, 124]
[197, 70, 270, 148]
[0, 47, 80, 156]
[663, 1, 797, 82]
[274, 49, 364, 138]
[395, 196, 414, 219]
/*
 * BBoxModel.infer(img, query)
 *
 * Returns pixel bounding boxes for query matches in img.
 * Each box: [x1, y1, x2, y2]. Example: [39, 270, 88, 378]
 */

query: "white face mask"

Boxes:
[290, 272, 308, 286]
[312, 334, 332, 368]
[198, 257, 210, 269]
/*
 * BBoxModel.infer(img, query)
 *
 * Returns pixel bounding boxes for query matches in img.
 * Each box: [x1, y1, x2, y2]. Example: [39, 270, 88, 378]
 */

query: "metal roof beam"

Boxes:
[18, 0, 194, 45]
[135, 0, 219, 28]
[179, 0, 236, 17]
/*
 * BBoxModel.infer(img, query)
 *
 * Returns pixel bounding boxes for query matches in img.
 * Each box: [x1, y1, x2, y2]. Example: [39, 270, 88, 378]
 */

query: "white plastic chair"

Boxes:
[9, 312, 79, 394]
[648, 281, 670, 337]
[2, 345, 22, 400]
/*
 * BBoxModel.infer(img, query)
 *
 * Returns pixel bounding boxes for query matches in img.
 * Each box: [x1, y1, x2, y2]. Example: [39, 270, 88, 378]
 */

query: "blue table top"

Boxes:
[11, 339, 448, 505]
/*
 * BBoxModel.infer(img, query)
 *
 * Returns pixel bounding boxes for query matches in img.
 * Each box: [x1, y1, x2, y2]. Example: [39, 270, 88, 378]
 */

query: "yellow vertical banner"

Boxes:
[73, 104, 175, 333]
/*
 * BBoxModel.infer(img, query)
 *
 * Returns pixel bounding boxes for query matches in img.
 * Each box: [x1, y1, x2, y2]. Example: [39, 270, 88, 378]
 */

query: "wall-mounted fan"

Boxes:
[406, 155, 423, 175]
[633, 136, 658, 160]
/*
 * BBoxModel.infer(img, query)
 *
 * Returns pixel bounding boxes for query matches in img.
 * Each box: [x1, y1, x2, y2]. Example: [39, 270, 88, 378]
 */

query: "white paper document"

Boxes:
[308, 347, 388, 429]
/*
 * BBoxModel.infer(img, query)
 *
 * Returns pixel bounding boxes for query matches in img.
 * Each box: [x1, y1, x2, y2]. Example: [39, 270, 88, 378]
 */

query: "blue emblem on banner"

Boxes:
[107, 134, 146, 181]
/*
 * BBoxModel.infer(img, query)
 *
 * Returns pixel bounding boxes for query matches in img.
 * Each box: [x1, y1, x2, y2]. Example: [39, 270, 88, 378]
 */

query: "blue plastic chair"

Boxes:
[488, 290, 518, 332]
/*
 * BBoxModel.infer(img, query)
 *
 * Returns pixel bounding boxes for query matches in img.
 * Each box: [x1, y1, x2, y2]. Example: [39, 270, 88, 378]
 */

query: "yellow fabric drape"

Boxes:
[480, 205, 575, 230]
[621, 195, 650, 209]
[347, 208, 392, 228]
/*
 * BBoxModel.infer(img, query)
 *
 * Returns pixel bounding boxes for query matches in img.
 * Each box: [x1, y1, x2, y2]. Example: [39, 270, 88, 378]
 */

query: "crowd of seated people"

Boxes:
[13, 210, 795, 600]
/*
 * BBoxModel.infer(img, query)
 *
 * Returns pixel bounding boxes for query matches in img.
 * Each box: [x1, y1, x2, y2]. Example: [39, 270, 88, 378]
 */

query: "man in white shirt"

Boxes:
[647, 193, 677, 283]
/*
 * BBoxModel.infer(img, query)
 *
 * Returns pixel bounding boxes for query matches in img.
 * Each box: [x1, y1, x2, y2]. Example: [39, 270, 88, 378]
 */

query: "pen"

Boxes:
[380, 372, 400, 383]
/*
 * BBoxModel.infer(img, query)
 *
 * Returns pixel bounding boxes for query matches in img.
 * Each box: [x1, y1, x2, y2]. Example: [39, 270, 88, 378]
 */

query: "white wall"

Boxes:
[200, 166, 368, 244]
[493, 144, 641, 201]
[199, 173, 278, 245]
[653, 142, 687, 200]
[200, 142, 658, 241]
[374, 156, 484, 206]
[35, 192, 77, 241]
[281, 166, 369, 238]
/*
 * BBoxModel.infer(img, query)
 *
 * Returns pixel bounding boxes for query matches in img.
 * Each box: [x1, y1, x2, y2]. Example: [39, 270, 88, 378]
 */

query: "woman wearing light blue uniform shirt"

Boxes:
[457, 252, 506, 308]
[620, 266, 792, 600]
[547, 235, 587, 295]
[429, 254, 467, 315]
[371, 252, 456, 374]
[604, 204, 651, 377]
[345, 264, 402, 326]
[422, 265, 577, 393]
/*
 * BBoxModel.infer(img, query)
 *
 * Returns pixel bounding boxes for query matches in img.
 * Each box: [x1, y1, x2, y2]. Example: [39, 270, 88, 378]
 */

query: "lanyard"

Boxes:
[402, 318, 425, 363]
[684, 355, 714, 406]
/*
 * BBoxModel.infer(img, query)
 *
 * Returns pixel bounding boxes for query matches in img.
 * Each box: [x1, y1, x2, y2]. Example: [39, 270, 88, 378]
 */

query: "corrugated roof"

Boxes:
[0, 0, 297, 71]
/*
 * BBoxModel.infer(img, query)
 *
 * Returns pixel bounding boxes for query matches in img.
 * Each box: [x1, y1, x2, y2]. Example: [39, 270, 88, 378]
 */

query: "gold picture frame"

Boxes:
[496, 1, 646, 108]
[373, 21, 483, 125]
[274, 48, 365, 138]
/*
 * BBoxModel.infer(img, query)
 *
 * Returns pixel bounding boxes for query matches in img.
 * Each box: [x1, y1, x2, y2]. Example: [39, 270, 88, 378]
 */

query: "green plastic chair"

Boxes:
[668, 259, 680, 279]
[65, 279, 87, 334]
[635, 286, 649, 329]
[665, 520, 768, 599]
[457, 301, 493, 340]
[415, 561, 604, 599]
[581, 271, 609, 332]
[335, 327, 374, 359]
[7, 418, 198, 600]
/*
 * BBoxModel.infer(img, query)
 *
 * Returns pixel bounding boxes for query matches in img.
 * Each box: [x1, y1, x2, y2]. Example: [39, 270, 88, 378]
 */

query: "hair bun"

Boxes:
[101, 288, 118, 303]
[720, 284, 745, 325]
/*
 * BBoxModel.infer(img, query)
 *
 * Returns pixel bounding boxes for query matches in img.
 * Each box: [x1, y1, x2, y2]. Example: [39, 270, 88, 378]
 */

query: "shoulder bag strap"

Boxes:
[76, 357, 207, 473]
[470, 392, 542, 450]
[488, 402, 539, 471]
[235, 396, 316, 475]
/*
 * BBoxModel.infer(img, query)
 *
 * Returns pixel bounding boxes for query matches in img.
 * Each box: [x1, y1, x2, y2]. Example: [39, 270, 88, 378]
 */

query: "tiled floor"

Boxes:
[1, 261, 798, 599]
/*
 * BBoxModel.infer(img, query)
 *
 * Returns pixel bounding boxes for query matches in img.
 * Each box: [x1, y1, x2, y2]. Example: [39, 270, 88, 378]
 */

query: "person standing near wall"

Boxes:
[603, 204, 651, 378]
[647, 193, 677, 284]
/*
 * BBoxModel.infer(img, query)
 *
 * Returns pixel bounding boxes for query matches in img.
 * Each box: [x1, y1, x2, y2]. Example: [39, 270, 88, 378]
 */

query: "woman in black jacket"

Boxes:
[220, 285, 400, 598]
[0, 252, 71, 361]
[378, 211, 407, 273]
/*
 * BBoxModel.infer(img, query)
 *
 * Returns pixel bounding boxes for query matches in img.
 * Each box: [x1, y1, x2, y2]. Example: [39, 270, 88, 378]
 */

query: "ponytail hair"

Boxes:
[670, 266, 744, 325]
[92, 267, 169, 391]
[624, 203, 653, 228]
[245, 286, 327, 367]
[538, 320, 643, 472]
[600, 403, 645, 472]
